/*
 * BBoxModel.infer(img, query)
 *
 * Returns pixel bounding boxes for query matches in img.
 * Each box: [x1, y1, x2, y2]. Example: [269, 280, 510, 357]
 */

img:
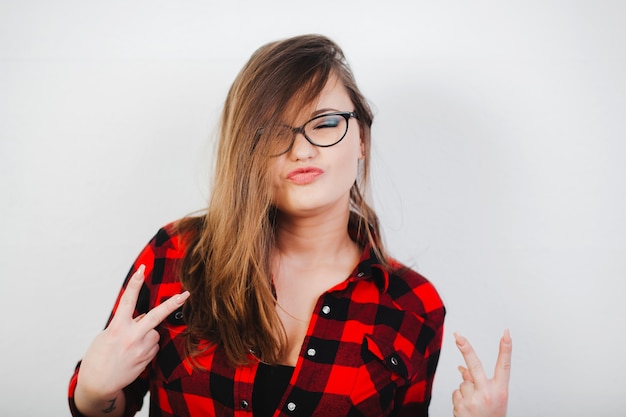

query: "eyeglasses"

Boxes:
[264, 111, 358, 156]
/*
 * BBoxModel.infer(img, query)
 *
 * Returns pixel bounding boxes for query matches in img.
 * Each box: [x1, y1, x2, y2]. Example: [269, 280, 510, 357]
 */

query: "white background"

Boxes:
[1, 1, 625, 416]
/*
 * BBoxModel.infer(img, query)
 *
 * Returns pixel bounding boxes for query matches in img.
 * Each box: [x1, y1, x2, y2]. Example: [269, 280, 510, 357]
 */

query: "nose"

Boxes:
[288, 131, 317, 160]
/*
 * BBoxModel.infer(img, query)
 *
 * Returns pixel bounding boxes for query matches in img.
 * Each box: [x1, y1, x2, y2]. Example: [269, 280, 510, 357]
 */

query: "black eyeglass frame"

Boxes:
[271, 111, 358, 156]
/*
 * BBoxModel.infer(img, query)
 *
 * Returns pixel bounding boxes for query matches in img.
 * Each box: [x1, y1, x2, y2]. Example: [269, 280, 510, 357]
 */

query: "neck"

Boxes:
[274, 208, 355, 264]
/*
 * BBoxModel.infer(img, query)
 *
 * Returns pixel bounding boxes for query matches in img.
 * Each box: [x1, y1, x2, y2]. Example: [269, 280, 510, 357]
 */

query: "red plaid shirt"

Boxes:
[69, 223, 445, 416]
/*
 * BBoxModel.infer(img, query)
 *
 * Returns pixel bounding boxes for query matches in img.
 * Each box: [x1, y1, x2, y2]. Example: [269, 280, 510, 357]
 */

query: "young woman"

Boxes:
[69, 34, 510, 417]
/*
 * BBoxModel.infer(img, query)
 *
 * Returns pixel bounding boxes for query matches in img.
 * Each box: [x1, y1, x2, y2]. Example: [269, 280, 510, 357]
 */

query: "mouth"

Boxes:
[286, 167, 324, 185]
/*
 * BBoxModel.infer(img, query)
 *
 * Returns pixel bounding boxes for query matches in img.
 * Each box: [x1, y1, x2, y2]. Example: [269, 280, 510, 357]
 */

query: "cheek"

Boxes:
[269, 161, 283, 199]
[335, 143, 362, 184]
[346, 133, 365, 168]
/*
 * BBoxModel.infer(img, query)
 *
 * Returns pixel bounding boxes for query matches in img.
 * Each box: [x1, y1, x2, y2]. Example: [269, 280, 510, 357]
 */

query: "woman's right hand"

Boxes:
[74, 265, 190, 416]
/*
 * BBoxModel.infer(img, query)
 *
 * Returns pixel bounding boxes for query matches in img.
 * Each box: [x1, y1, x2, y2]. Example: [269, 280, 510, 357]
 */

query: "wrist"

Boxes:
[74, 379, 124, 417]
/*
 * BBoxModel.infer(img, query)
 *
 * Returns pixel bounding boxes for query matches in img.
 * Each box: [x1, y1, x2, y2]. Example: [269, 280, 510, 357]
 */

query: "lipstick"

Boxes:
[286, 167, 324, 185]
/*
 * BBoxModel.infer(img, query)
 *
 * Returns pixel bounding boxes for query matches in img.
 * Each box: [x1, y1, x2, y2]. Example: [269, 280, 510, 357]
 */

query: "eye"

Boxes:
[310, 115, 342, 130]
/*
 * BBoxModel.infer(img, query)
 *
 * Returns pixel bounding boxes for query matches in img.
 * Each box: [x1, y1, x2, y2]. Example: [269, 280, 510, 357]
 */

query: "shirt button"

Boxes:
[287, 402, 296, 411]
[390, 356, 399, 366]
[321, 305, 331, 315]
[307, 348, 316, 357]
[240, 400, 249, 409]
[357, 272, 365, 277]
[174, 311, 183, 320]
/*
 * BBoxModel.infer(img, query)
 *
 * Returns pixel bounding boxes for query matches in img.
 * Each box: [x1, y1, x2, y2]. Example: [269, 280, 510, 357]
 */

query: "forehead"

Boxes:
[314, 75, 352, 110]
[290, 74, 353, 124]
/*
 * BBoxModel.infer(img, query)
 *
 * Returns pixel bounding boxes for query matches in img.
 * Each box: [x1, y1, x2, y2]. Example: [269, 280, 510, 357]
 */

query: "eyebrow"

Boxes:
[310, 108, 340, 117]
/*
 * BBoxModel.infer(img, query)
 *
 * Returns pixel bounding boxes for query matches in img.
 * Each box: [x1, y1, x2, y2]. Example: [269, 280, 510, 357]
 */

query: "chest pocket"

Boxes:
[154, 306, 193, 383]
[153, 317, 221, 417]
[349, 311, 428, 415]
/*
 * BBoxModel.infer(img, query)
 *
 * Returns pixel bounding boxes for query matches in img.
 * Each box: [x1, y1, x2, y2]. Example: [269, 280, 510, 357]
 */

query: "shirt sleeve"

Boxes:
[68, 229, 168, 417]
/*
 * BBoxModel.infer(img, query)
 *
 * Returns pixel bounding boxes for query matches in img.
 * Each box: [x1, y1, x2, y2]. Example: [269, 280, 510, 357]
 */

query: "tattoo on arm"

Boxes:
[101, 397, 117, 414]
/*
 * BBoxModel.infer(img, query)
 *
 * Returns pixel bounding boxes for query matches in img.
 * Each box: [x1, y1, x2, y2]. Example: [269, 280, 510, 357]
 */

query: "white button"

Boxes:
[307, 348, 316, 357]
[321, 305, 331, 315]
[240, 400, 249, 409]
[287, 402, 296, 411]
[390, 356, 399, 366]
[357, 272, 364, 277]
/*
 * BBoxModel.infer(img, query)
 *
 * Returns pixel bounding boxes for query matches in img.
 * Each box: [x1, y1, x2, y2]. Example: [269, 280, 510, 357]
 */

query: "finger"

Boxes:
[146, 343, 160, 362]
[458, 365, 474, 383]
[134, 313, 146, 322]
[113, 265, 146, 322]
[135, 343, 160, 371]
[452, 388, 463, 405]
[459, 380, 474, 398]
[454, 332, 488, 389]
[143, 328, 160, 346]
[494, 328, 513, 385]
[136, 291, 190, 334]
[136, 330, 160, 361]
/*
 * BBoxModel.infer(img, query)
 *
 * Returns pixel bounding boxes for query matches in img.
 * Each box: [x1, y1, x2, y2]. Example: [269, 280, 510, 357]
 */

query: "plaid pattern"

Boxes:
[69, 223, 445, 417]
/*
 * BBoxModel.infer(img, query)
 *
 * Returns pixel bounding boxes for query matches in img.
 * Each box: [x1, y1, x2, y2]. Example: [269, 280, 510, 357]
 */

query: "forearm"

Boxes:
[74, 381, 127, 417]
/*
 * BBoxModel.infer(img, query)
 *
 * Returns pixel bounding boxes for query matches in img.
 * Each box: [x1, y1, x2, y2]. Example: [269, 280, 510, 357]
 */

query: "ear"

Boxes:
[358, 128, 365, 160]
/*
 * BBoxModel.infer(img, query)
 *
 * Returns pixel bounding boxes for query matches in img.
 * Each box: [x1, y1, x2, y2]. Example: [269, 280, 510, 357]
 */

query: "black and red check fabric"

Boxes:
[69, 223, 445, 416]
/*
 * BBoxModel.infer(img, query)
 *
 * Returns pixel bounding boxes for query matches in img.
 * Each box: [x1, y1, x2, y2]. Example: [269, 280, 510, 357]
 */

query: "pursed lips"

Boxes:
[286, 167, 324, 185]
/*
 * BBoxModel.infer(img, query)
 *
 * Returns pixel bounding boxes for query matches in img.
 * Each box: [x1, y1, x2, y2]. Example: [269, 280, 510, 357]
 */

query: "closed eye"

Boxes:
[310, 115, 342, 130]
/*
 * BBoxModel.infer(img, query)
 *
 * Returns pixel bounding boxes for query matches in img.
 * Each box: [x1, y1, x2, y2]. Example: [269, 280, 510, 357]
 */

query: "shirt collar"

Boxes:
[352, 243, 390, 293]
[346, 213, 389, 293]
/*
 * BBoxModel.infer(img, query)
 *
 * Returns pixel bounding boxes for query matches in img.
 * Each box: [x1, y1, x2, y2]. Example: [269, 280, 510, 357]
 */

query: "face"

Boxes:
[270, 74, 364, 219]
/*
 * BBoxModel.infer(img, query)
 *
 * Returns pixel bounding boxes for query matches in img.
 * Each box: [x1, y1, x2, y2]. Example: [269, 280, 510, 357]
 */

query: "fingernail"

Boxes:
[176, 291, 190, 304]
[134, 264, 146, 279]
[503, 328, 512, 342]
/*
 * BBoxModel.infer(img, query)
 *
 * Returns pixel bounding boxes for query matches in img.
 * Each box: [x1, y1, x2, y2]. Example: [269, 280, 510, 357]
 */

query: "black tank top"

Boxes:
[252, 362, 295, 416]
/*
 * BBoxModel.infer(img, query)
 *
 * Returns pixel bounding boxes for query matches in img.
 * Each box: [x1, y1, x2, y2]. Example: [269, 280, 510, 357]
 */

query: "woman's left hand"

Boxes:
[452, 330, 512, 417]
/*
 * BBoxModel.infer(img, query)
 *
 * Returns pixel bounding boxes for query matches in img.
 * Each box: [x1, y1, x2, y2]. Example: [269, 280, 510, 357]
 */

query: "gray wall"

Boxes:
[1, 1, 625, 416]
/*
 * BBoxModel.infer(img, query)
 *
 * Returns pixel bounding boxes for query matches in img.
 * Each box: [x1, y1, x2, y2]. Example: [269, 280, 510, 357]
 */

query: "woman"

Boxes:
[69, 34, 510, 417]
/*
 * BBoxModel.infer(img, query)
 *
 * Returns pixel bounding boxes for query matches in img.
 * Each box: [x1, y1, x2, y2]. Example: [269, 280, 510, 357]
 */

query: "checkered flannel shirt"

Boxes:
[69, 223, 445, 416]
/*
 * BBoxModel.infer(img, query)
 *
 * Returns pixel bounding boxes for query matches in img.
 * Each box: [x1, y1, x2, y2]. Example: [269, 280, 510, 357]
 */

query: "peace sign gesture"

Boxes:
[74, 265, 190, 416]
[452, 330, 512, 417]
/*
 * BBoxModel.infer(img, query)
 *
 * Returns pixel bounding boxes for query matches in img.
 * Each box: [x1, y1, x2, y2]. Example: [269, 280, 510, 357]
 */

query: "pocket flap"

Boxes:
[363, 333, 412, 379]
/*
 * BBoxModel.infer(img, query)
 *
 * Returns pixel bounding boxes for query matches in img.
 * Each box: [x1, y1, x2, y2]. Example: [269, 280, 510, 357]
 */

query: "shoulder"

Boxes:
[130, 218, 201, 284]
[130, 219, 201, 310]
[384, 258, 445, 322]
[144, 218, 201, 256]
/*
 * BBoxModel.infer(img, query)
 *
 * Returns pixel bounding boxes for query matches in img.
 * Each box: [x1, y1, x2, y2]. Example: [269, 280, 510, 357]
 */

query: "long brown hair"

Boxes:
[177, 34, 388, 366]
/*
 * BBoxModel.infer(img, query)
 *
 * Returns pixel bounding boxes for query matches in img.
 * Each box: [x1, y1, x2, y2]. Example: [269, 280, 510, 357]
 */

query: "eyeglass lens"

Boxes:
[271, 113, 350, 156]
